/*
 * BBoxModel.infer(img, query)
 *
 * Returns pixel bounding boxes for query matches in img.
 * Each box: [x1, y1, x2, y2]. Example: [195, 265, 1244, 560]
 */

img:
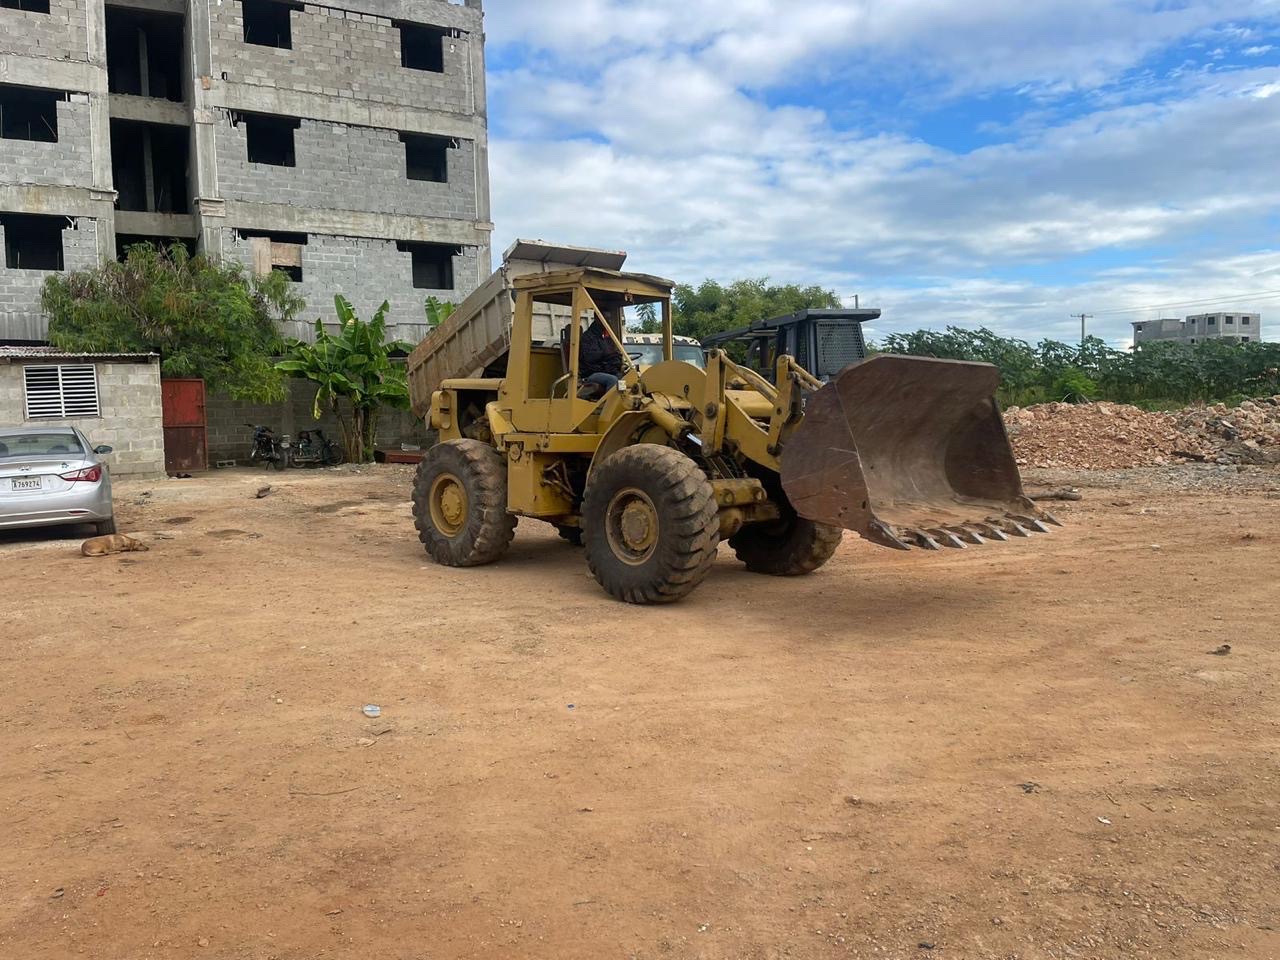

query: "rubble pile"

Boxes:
[1002, 397, 1280, 469]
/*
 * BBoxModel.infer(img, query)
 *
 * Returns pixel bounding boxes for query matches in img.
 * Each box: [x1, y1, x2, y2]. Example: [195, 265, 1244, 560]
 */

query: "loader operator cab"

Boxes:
[701, 308, 880, 384]
[511, 269, 681, 433]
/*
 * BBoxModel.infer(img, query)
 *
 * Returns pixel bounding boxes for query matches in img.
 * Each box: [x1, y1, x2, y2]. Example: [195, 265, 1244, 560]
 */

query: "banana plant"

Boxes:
[425, 296, 456, 330]
[277, 296, 413, 463]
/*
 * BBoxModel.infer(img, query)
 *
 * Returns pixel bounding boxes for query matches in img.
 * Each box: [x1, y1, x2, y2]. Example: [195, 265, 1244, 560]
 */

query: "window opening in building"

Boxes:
[1134, 324, 1143, 332]
[1, 213, 65, 270]
[1207, 317, 1216, 325]
[1189, 338, 1196, 344]
[238, 230, 307, 282]
[1242, 336, 1250, 342]
[0, 84, 62, 142]
[1225, 316, 1234, 324]
[398, 22, 446, 72]
[23, 365, 100, 419]
[105, 8, 185, 102]
[398, 242, 458, 289]
[242, 0, 299, 49]
[401, 133, 453, 182]
[1242, 317, 1251, 325]
[0, 0, 51, 12]
[115, 235, 197, 261]
[237, 113, 300, 166]
[111, 119, 190, 213]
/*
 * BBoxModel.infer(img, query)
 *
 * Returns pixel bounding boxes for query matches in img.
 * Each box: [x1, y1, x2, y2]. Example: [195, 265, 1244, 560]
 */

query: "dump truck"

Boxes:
[406, 241, 1056, 604]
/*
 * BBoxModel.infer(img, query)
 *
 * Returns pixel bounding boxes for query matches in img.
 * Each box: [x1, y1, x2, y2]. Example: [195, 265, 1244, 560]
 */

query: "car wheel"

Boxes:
[95, 518, 117, 536]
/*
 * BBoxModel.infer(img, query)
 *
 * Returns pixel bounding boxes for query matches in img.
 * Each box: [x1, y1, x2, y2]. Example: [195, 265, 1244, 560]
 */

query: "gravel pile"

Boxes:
[1003, 397, 1280, 469]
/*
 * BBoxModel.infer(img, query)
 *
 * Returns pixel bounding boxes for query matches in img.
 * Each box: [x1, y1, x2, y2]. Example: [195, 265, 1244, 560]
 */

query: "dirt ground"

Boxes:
[2, 463, 1279, 960]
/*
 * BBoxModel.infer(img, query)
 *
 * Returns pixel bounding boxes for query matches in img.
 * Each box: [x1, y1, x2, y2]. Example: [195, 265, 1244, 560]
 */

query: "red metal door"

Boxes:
[162, 379, 208, 474]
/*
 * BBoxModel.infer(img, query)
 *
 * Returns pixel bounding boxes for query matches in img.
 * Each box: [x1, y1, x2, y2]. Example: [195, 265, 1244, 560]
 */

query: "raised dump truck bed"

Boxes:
[407, 241, 627, 419]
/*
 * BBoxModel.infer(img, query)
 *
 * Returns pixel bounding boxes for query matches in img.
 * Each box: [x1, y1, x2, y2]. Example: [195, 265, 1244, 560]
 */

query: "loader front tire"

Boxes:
[583, 445, 720, 604]
[412, 439, 516, 567]
[730, 512, 843, 576]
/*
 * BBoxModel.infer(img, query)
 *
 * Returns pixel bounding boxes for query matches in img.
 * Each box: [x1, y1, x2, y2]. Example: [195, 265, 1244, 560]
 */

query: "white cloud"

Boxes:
[481, 1, 1280, 344]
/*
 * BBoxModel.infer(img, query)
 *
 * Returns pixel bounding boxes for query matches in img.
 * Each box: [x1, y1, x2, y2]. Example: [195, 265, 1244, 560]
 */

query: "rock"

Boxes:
[1004, 396, 1280, 469]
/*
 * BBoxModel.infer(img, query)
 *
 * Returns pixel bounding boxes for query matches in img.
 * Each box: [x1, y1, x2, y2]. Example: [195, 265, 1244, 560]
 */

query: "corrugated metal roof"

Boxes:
[0, 346, 158, 363]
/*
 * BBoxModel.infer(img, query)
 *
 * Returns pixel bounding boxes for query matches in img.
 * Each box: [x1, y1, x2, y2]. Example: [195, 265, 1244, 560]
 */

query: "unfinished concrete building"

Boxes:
[1, 0, 491, 345]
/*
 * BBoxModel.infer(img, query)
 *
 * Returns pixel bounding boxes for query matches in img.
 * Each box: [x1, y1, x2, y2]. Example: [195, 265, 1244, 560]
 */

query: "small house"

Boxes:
[0, 347, 164, 476]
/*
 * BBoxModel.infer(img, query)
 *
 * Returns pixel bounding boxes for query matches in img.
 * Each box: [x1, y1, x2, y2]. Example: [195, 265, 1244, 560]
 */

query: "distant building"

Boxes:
[1132, 312, 1262, 347]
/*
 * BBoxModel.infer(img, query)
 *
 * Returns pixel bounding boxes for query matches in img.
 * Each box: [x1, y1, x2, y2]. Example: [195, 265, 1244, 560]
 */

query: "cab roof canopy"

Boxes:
[701, 308, 882, 347]
[512, 267, 675, 309]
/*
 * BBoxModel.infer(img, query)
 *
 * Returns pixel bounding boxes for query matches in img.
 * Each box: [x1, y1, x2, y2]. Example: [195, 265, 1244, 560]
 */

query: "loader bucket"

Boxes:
[780, 355, 1057, 550]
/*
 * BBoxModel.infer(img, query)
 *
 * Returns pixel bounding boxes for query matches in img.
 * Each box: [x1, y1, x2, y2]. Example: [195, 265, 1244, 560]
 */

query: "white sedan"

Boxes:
[0, 426, 116, 535]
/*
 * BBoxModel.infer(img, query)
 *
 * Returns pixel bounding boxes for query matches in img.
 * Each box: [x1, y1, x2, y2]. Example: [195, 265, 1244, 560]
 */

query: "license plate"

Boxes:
[11, 478, 41, 491]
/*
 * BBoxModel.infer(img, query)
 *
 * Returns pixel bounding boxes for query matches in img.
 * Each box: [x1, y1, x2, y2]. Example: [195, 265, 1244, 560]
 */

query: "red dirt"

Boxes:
[2, 465, 1278, 959]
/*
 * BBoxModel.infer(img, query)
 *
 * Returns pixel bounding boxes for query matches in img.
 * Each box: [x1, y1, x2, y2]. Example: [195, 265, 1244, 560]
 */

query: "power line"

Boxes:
[1091, 289, 1280, 317]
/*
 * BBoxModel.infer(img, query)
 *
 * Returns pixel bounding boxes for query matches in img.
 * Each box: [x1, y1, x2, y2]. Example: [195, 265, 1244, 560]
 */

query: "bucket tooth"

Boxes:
[1003, 519, 1032, 538]
[1010, 514, 1051, 534]
[949, 525, 987, 545]
[867, 520, 913, 551]
[1041, 512, 1063, 527]
[928, 528, 967, 549]
[973, 522, 1009, 542]
[906, 529, 943, 551]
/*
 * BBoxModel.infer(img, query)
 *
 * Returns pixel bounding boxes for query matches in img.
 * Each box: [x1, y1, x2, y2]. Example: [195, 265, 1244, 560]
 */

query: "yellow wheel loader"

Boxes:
[406, 241, 1056, 604]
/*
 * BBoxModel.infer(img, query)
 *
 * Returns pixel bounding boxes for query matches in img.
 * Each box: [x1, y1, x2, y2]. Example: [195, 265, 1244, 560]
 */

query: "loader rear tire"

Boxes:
[583, 445, 720, 604]
[412, 439, 516, 567]
[730, 513, 842, 576]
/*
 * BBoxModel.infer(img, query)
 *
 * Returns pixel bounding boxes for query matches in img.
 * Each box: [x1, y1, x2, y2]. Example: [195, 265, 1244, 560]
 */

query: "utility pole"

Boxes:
[1071, 313, 1093, 347]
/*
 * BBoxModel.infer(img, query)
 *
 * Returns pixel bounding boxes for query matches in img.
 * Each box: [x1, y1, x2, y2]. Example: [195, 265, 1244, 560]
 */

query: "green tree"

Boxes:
[876, 325, 1280, 407]
[276, 296, 412, 463]
[42, 243, 301, 401]
[634, 278, 842, 339]
[425, 296, 456, 330]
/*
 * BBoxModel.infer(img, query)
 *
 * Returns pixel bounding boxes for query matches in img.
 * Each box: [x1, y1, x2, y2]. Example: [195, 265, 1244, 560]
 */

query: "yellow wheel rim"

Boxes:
[429, 473, 468, 537]
[605, 487, 659, 565]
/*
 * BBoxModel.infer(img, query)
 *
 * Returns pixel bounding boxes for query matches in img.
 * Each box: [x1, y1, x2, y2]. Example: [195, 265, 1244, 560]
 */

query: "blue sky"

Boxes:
[480, 1, 1280, 346]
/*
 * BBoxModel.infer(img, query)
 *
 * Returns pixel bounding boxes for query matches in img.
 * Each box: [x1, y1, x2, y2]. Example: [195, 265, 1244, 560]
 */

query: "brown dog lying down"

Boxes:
[81, 534, 150, 557]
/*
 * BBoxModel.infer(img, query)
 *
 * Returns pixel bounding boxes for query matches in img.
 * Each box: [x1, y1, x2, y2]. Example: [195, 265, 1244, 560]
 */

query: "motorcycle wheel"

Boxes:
[325, 445, 346, 466]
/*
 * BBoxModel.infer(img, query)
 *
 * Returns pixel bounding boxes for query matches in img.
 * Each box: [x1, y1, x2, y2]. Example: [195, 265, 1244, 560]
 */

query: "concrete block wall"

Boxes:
[0, 359, 164, 477]
[209, 1, 475, 113]
[0, 217, 100, 342]
[215, 114, 477, 220]
[0, 0, 91, 63]
[223, 228, 477, 342]
[204, 375, 429, 462]
[0, 95, 95, 188]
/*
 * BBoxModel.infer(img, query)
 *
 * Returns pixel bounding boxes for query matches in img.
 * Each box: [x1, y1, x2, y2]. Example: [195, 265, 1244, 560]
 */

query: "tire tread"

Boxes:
[412, 439, 516, 567]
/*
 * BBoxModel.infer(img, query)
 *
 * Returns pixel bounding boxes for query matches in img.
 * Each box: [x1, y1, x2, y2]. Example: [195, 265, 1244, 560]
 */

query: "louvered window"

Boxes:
[23, 364, 100, 419]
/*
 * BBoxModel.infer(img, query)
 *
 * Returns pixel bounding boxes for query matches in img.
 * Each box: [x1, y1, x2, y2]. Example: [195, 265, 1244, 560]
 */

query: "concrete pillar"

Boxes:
[187, 0, 225, 259]
[468, 5, 493, 280]
[86, 0, 117, 262]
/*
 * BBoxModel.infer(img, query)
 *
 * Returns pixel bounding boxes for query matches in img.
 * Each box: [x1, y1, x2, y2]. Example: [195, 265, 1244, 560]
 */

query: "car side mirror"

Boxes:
[94, 445, 113, 455]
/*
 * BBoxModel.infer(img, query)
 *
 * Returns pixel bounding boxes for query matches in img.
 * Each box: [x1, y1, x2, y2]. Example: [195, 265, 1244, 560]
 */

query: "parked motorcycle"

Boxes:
[287, 428, 345, 468]
[246, 423, 288, 471]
